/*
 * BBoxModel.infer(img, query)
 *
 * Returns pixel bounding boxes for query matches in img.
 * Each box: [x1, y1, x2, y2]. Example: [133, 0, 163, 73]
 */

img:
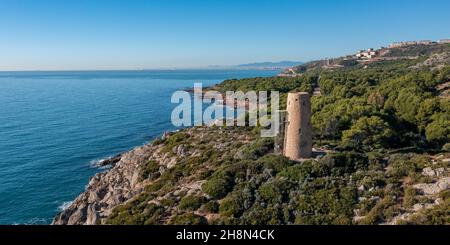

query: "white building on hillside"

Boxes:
[356, 48, 377, 59]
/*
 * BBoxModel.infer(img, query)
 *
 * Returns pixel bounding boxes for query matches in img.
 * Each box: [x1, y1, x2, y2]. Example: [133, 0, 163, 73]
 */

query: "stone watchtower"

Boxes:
[283, 92, 312, 160]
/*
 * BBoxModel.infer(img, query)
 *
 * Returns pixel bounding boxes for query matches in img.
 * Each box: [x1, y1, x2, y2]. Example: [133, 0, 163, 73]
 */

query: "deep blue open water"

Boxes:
[0, 69, 278, 224]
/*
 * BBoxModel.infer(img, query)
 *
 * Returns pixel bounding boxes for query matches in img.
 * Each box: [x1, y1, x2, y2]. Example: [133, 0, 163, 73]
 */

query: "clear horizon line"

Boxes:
[0, 66, 295, 73]
[0, 68, 284, 72]
[0, 60, 306, 73]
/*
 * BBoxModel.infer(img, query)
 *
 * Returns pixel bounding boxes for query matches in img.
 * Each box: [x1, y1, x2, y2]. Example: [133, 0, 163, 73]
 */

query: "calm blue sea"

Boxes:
[0, 69, 278, 224]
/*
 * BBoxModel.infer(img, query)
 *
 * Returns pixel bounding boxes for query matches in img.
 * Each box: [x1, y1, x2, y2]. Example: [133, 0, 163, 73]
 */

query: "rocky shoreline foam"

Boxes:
[52, 147, 143, 224]
[52, 133, 173, 225]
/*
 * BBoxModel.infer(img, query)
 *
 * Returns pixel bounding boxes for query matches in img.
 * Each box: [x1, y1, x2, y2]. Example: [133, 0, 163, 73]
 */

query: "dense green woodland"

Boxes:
[107, 45, 449, 225]
[217, 58, 450, 151]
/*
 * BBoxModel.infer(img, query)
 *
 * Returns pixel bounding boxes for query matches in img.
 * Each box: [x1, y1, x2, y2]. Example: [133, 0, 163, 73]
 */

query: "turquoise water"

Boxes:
[0, 69, 278, 224]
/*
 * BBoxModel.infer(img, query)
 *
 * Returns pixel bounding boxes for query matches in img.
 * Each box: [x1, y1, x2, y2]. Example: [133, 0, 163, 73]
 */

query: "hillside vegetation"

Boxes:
[56, 43, 450, 225]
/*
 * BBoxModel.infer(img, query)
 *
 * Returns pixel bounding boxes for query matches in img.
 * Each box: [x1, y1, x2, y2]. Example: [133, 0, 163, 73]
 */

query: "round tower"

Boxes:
[284, 92, 312, 160]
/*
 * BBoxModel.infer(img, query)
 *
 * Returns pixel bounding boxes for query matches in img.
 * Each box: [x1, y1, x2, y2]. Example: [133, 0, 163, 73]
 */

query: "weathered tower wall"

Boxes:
[274, 110, 287, 154]
[284, 92, 312, 160]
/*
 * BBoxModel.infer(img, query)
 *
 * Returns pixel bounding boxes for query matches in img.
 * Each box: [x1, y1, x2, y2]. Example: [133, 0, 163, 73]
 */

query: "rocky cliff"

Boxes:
[52, 126, 256, 225]
[52, 144, 152, 224]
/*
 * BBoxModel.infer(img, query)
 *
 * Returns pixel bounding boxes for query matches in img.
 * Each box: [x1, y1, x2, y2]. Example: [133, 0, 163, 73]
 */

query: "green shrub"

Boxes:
[439, 189, 450, 200]
[178, 195, 206, 211]
[442, 143, 450, 152]
[144, 180, 165, 193]
[219, 195, 244, 218]
[107, 199, 164, 225]
[278, 165, 310, 182]
[241, 204, 285, 225]
[425, 113, 450, 145]
[140, 160, 161, 181]
[358, 199, 377, 216]
[202, 172, 234, 199]
[152, 137, 165, 146]
[342, 116, 394, 151]
[359, 196, 396, 225]
[161, 132, 189, 153]
[257, 154, 293, 173]
[201, 201, 219, 213]
[222, 162, 250, 180]
[404, 198, 450, 225]
[295, 181, 356, 225]
[218, 183, 255, 218]
[160, 197, 177, 207]
[386, 154, 427, 181]
[324, 152, 369, 175]
[160, 164, 185, 182]
[383, 205, 400, 221]
[258, 178, 292, 204]
[237, 138, 274, 160]
[169, 213, 207, 225]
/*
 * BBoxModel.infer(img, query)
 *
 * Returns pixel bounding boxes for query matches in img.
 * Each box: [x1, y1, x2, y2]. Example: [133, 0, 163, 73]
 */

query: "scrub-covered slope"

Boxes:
[54, 43, 450, 225]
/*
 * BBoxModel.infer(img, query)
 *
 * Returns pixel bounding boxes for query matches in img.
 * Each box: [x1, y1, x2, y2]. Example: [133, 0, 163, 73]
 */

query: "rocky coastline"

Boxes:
[51, 126, 257, 225]
[52, 148, 142, 224]
[52, 133, 174, 225]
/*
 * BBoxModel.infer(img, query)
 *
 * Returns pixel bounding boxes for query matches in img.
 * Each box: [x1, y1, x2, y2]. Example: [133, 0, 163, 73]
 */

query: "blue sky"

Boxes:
[1, 0, 449, 70]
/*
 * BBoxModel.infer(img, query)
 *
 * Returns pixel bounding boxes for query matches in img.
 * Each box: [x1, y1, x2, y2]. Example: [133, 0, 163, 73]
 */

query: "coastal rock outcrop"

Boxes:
[413, 177, 450, 195]
[52, 144, 161, 225]
[52, 127, 255, 225]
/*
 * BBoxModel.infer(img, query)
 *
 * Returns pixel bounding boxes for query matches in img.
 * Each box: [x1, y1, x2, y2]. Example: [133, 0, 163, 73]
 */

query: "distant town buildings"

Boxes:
[387, 39, 448, 48]
[388, 41, 419, 48]
[356, 48, 377, 59]
[280, 38, 449, 77]
[418, 40, 433, 45]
